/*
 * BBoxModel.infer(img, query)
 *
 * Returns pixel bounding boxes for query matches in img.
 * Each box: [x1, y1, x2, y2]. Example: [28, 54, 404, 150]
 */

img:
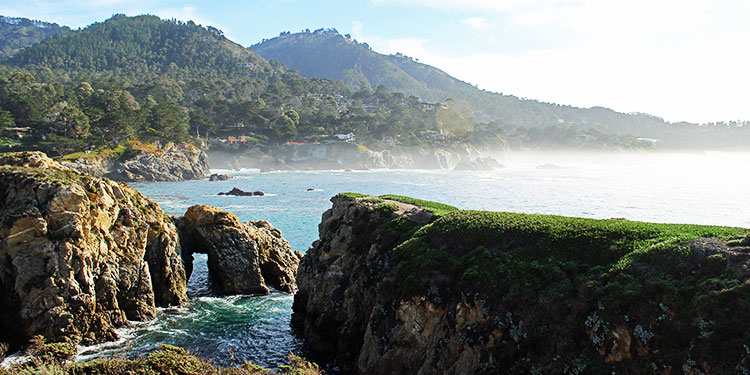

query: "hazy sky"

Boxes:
[1, 0, 748, 123]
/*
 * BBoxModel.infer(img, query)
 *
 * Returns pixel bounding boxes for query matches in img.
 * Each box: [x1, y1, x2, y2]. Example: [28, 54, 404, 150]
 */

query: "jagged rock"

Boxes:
[218, 187, 259, 196]
[294, 193, 750, 374]
[62, 143, 210, 182]
[292, 194, 435, 372]
[176, 205, 301, 294]
[208, 174, 233, 181]
[453, 157, 504, 171]
[0, 152, 187, 349]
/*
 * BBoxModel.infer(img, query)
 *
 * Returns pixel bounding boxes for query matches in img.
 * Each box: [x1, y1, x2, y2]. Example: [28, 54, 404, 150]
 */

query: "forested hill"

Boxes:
[0, 16, 70, 59]
[2, 15, 748, 154]
[2, 15, 498, 158]
[253, 29, 460, 104]
[252, 30, 686, 137]
[4, 14, 275, 80]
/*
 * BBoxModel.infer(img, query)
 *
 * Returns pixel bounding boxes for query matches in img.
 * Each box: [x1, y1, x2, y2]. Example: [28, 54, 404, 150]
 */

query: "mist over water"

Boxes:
[76, 151, 750, 369]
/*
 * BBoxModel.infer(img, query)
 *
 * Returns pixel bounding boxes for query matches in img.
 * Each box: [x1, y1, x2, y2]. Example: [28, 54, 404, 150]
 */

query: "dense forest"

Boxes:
[0, 15, 514, 157]
[0, 16, 70, 59]
[0, 14, 747, 158]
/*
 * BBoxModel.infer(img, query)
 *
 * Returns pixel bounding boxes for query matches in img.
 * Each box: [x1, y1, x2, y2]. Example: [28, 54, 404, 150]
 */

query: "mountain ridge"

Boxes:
[0, 15, 70, 59]
[252, 30, 695, 137]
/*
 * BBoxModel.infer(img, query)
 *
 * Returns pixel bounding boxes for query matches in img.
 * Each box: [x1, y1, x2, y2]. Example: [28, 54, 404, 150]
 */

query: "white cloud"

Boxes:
[402, 31, 750, 123]
[0, 1, 230, 35]
[350, 21, 430, 57]
[365, 0, 750, 122]
[460, 17, 490, 31]
[370, 0, 567, 13]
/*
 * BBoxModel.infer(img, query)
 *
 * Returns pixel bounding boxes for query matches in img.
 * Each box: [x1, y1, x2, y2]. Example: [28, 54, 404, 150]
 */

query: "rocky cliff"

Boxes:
[293, 194, 750, 374]
[62, 142, 210, 182]
[0, 152, 188, 348]
[0, 152, 300, 351]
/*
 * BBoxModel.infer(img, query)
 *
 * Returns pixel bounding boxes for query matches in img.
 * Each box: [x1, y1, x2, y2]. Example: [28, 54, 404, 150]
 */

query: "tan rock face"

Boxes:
[0, 152, 187, 348]
[176, 205, 302, 294]
[61, 142, 210, 182]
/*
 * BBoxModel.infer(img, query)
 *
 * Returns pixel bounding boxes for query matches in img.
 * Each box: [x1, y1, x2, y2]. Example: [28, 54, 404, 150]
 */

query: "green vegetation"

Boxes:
[336, 194, 750, 372]
[375, 202, 399, 214]
[387, 210, 743, 301]
[2, 338, 322, 375]
[6, 14, 741, 155]
[338, 192, 369, 199]
[378, 194, 457, 217]
[0, 15, 504, 158]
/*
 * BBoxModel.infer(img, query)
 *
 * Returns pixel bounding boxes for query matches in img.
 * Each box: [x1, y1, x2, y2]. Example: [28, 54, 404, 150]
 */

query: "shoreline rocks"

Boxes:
[207, 142, 506, 171]
[62, 143, 210, 182]
[0, 152, 300, 351]
[453, 157, 504, 171]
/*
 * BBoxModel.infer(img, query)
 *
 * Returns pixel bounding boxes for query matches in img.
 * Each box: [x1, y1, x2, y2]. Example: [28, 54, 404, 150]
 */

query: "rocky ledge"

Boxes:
[62, 142, 210, 182]
[0, 152, 300, 351]
[293, 193, 750, 374]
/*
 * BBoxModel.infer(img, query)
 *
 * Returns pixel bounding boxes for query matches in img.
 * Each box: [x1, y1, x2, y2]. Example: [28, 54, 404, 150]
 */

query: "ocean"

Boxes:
[75, 151, 750, 369]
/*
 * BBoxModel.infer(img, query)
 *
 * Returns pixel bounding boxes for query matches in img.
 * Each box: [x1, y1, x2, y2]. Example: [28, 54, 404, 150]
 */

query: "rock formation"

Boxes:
[208, 173, 232, 181]
[176, 205, 301, 294]
[218, 187, 264, 197]
[294, 193, 750, 374]
[453, 157, 504, 171]
[0, 152, 187, 348]
[62, 142, 210, 182]
[0, 152, 301, 351]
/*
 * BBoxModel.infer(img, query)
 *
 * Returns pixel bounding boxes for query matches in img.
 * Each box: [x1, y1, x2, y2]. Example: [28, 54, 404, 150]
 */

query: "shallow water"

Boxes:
[77, 151, 750, 368]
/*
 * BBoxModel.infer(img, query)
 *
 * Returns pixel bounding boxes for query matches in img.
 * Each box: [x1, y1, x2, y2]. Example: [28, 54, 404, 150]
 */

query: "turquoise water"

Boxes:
[76, 152, 750, 368]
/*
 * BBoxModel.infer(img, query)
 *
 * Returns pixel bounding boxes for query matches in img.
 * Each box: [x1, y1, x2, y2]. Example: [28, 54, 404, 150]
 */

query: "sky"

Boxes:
[1, 0, 749, 124]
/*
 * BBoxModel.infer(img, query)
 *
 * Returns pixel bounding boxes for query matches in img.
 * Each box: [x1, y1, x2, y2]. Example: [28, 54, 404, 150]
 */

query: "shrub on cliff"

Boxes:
[3, 344, 322, 375]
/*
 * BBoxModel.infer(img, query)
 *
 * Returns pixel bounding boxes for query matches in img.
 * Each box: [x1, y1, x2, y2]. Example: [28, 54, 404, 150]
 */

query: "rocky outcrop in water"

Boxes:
[218, 187, 264, 197]
[176, 205, 302, 294]
[208, 173, 232, 181]
[0, 152, 188, 348]
[0, 152, 301, 351]
[62, 143, 209, 182]
[294, 194, 750, 374]
[453, 157, 504, 171]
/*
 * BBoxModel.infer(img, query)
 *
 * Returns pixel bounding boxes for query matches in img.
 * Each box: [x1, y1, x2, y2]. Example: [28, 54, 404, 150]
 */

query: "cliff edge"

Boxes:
[62, 142, 210, 182]
[293, 193, 750, 374]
